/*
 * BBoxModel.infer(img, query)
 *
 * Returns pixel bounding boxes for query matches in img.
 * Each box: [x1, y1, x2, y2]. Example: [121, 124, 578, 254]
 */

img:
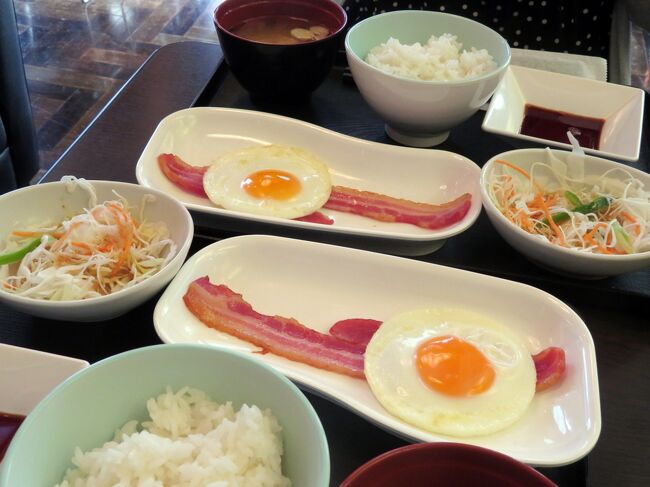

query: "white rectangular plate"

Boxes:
[136, 108, 481, 250]
[482, 65, 644, 162]
[154, 235, 600, 467]
[0, 344, 88, 417]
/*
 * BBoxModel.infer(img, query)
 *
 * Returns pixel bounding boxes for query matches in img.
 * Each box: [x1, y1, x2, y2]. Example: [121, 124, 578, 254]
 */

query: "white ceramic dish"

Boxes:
[481, 148, 650, 277]
[135, 107, 482, 256]
[482, 65, 645, 162]
[0, 343, 87, 466]
[0, 343, 88, 417]
[154, 235, 601, 467]
[0, 180, 193, 322]
[345, 11, 510, 148]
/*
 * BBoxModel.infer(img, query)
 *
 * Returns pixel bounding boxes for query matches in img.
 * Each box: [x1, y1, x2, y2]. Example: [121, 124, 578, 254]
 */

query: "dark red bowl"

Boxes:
[341, 443, 557, 487]
[214, 0, 347, 100]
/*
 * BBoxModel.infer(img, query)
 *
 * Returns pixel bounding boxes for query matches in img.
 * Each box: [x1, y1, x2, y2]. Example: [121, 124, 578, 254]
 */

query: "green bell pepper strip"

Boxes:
[542, 196, 611, 225]
[564, 190, 583, 208]
[612, 221, 634, 254]
[0, 237, 43, 266]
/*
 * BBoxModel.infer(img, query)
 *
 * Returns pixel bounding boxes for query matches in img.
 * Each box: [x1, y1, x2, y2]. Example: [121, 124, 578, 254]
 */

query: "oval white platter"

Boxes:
[135, 107, 481, 255]
[154, 235, 600, 467]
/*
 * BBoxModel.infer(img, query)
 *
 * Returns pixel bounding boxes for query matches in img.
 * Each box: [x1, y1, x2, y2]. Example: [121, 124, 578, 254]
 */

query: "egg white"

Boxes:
[203, 145, 332, 219]
[364, 308, 536, 438]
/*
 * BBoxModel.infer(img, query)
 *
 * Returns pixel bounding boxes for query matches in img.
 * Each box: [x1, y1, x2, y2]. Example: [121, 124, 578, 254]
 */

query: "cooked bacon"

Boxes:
[158, 152, 471, 230]
[532, 347, 566, 391]
[157, 154, 207, 197]
[183, 278, 366, 379]
[329, 318, 382, 347]
[294, 212, 334, 225]
[324, 186, 472, 230]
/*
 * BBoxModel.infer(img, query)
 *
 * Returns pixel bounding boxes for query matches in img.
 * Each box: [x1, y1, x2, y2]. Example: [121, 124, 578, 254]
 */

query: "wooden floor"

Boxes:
[15, 0, 221, 172]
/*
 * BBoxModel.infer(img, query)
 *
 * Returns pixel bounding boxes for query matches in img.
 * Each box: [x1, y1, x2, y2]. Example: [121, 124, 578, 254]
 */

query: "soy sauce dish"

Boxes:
[214, 0, 347, 100]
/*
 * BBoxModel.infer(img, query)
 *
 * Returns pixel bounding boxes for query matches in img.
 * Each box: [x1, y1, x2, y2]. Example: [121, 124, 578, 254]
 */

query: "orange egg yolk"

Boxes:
[415, 335, 495, 397]
[241, 170, 301, 200]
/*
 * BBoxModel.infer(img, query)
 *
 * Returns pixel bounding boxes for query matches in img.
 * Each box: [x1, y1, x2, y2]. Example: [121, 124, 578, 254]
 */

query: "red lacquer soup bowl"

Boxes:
[214, 0, 347, 100]
[340, 442, 557, 487]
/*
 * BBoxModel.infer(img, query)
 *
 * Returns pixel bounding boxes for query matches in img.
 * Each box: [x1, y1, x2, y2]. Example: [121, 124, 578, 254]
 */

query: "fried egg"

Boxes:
[203, 145, 332, 219]
[364, 308, 536, 437]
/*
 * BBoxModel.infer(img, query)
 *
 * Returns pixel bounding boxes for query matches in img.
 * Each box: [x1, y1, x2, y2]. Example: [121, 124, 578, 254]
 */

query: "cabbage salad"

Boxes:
[0, 178, 176, 300]
[486, 149, 649, 255]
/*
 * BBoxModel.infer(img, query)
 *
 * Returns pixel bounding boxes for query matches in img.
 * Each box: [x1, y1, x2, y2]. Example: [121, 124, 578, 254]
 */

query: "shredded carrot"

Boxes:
[107, 206, 133, 277]
[71, 241, 92, 253]
[583, 223, 613, 254]
[96, 242, 114, 253]
[621, 211, 637, 223]
[544, 193, 559, 206]
[620, 211, 641, 236]
[11, 231, 42, 237]
[534, 193, 566, 245]
[495, 159, 532, 179]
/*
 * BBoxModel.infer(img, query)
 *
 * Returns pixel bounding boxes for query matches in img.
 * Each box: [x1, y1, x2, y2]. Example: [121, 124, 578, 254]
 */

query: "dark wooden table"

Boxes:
[2, 41, 649, 486]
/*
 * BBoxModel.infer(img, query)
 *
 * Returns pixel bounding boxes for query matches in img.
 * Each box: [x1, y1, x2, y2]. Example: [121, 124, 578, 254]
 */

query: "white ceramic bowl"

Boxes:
[345, 11, 510, 147]
[0, 180, 193, 321]
[481, 149, 650, 277]
[482, 66, 645, 162]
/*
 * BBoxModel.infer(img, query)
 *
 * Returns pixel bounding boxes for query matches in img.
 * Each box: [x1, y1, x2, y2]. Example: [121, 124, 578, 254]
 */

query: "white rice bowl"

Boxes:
[54, 387, 290, 487]
[366, 33, 496, 81]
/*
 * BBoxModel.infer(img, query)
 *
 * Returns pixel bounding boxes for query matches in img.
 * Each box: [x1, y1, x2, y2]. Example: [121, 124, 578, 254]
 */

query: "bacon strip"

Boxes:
[158, 154, 207, 197]
[329, 318, 382, 347]
[183, 278, 366, 379]
[532, 347, 566, 392]
[324, 186, 472, 230]
[158, 153, 471, 230]
[294, 212, 334, 225]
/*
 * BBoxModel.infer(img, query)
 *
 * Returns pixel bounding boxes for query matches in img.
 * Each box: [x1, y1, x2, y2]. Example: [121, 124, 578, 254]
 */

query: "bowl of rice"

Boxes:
[345, 10, 510, 147]
[0, 344, 329, 486]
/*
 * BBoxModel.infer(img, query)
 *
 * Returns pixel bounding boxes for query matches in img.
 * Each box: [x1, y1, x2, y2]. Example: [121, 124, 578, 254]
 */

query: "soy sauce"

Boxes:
[520, 104, 604, 149]
[0, 412, 25, 460]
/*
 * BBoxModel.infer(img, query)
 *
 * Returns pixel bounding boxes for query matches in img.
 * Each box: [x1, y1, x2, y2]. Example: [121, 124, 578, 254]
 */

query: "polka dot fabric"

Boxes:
[344, 0, 614, 56]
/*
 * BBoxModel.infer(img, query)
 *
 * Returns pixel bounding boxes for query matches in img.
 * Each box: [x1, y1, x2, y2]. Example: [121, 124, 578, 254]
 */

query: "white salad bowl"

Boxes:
[0, 180, 193, 321]
[345, 10, 510, 147]
[481, 149, 650, 277]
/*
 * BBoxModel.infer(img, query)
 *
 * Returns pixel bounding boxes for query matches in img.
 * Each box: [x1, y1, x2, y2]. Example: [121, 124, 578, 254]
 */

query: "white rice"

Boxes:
[55, 387, 291, 487]
[365, 33, 497, 81]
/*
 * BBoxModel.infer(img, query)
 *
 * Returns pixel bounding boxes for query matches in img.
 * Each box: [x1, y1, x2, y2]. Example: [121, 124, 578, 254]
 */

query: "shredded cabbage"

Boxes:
[486, 152, 650, 255]
[0, 180, 176, 300]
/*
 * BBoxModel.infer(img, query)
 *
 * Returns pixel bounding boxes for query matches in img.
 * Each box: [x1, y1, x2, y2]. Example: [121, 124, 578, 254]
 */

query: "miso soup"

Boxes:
[231, 16, 330, 44]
